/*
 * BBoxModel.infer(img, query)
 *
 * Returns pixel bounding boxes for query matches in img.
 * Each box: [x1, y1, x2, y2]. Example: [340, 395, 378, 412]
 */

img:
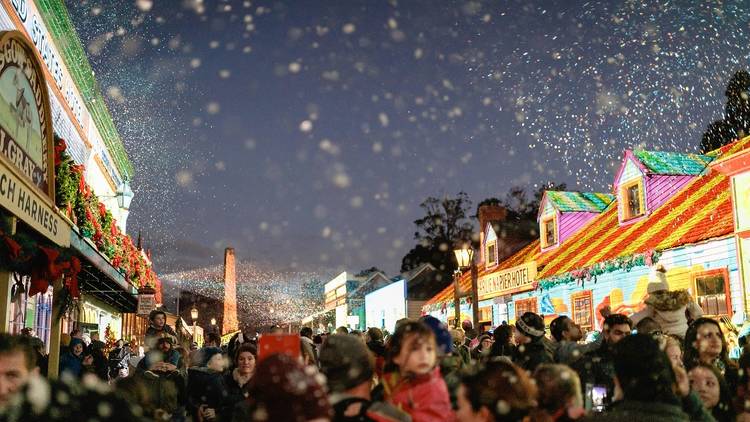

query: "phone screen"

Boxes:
[585, 383, 608, 412]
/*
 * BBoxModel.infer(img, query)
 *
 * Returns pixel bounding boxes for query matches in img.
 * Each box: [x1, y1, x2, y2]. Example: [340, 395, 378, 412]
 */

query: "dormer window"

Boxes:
[486, 241, 497, 267]
[541, 215, 557, 248]
[620, 179, 645, 220]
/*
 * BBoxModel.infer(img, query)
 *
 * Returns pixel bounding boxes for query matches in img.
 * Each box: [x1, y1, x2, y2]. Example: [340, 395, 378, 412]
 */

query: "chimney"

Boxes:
[478, 205, 507, 235]
[222, 247, 239, 334]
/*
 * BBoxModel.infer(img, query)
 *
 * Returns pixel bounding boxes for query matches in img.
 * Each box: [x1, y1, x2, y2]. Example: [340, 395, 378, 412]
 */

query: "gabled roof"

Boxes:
[545, 191, 615, 214]
[706, 135, 750, 158]
[632, 150, 714, 176]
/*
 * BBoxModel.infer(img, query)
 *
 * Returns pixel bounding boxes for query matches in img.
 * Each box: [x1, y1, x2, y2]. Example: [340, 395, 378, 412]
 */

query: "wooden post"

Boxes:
[47, 278, 64, 380]
[0, 218, 17, 333]
[453, 271, 461, 328]
[471, 261, 480, 330]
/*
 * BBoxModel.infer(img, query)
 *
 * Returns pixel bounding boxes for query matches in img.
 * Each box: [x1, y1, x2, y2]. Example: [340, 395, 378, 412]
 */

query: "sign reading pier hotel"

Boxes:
[478, 261, 537, 300]
[0, 31, 68, 247]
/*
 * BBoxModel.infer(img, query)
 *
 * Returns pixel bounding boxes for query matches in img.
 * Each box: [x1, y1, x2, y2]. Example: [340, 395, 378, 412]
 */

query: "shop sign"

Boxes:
[137, 287, 156, 316]
[478, 261, 537, 300]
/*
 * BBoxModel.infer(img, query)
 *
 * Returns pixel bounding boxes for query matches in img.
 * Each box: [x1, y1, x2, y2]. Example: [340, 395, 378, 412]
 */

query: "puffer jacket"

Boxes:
[381, 367, 455, 422]
[631, 290, 703, 338]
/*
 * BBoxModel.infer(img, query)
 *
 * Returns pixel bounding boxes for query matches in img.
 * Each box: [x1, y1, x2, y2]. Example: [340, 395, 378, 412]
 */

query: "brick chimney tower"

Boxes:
[222, 247, 239, 334]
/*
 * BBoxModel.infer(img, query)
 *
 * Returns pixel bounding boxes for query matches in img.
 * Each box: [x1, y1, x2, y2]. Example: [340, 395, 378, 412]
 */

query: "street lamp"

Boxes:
[454, 245, 479, 329]
[100, 179, 135, 210]
[210, 317, 217, 333]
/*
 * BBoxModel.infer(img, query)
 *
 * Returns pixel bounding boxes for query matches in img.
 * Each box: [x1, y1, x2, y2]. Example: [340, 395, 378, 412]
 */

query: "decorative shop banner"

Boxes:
[0, 31, 53, 197]
[0, 156, 68, 246]
[478, 261, 537, 300]
[136, 287, 156, 316]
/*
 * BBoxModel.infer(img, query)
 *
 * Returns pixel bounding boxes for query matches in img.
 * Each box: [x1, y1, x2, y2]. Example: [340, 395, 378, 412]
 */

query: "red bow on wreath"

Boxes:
[29, 247, 61, 297]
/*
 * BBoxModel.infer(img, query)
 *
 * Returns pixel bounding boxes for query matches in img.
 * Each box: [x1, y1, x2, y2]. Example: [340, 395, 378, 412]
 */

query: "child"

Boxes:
[380, 320, 455, 422]
[631, 264, 703, 338]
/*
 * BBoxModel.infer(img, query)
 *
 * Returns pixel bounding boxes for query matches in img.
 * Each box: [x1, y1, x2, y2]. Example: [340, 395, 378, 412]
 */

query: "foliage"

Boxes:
[104, 324, 117, 355]
[401, 192, 475, 283]
[355, 267, 384, 278]
[536, 250, 661, 291]
[701, 70, 750, 153]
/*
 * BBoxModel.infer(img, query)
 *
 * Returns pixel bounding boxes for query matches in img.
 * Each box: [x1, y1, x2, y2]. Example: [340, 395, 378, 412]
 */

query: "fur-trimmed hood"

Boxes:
[645, 289, 691, 312]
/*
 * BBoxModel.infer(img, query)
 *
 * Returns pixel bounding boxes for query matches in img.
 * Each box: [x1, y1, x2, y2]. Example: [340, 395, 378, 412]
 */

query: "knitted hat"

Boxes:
[318, 334, 373, 393]
[420, 315, 454, 355]
[246, 353, 332, 421]
[647, 264, 669, 294]
[515, 312, 545, 339]
[199, 346, 223, 367]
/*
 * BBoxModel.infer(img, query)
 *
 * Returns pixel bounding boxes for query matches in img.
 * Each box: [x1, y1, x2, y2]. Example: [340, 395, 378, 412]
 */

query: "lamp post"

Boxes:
[210, 318, 217, 334]
[454, 245, 479, 329]
[190, 305, 198, 341]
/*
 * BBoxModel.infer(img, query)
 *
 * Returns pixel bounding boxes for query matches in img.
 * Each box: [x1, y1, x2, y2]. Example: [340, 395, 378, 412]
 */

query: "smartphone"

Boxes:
[257, 333, 301, 363]
[585, 383, 609, 412]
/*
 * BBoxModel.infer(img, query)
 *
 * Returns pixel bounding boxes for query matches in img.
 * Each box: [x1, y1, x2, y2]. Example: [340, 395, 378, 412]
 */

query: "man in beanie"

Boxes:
[319, 334, 410, 421]
[630, 264, 702, 338]
[512, 311, 552, 372]
[572, 313, 632, 413]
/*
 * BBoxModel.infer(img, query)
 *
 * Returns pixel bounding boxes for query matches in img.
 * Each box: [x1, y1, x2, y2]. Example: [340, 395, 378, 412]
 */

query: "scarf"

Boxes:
[233, 367, 253, 387]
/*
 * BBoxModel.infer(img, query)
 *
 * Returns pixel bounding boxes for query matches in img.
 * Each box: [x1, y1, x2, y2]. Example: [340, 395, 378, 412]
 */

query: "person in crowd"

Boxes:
[471, 333, 493, 362]
[572, 313, 632, 412]
[336, 326, 350, 335]
[684, 317, 739, 392]
[22, 334, 48, 377]
[630, 264, 703, 338]
[300, 326, 319, 366]
[319, 334, 410, 422]
[688, 362, 736, 422]
[205, 332, 221, 348]
[59, 337, 85, 378]
[658, 334, 684, 368]
[582, 333, 713, 421]
[635, 316, 662, 336]
[532, 364, 585, 422]
[512, 311, 552, 372]
[380, 320, 454, 421]
[108, 339, 131, 380]
[89, 331, 106, 352]
[83, 343, 109, 381]
[145, 309, 178, 351]
[735, 349, 750, 421]
[187, 346, 228, 421]
[462, 320, 478, 349]
[138, 336, 181, 372]
[488, 323, 515, 360]
[133, 336, 186, 420]
[244, 352, 332, 421]
[422, 315, 464, 408]
[366, 327, 387, 378]
[70, 328, 82, 340]
[550, 315, 601, 365]
[455, 359, 537, 422]
[221, 343, 256, 421]
[0, 333, 37, 410]
[451, 328, 472, 365]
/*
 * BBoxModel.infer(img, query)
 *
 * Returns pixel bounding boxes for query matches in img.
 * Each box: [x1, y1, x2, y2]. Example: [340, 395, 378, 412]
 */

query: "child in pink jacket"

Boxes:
[381, 320, 455, 422]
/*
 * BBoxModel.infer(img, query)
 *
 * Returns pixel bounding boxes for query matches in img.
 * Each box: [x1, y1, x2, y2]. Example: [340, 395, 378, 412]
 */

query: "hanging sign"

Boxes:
[137, 286, 156, 316]
[478, 261, 537, 300]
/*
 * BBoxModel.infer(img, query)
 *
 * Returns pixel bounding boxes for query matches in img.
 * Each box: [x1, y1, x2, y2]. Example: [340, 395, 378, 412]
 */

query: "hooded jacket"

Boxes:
[631, 289, 703, 338]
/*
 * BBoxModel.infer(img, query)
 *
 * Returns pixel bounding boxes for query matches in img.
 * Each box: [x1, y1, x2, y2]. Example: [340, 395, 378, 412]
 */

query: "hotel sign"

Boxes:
[478, 261, 537, 300]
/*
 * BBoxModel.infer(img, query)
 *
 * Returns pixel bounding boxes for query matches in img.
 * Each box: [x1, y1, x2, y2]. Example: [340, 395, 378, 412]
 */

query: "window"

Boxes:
[486, 242, 497, 266]
[515, 297, 538, 320]
[571, 290, 594, 330]
[620, 179, 645, 220]
[693, 269, 731, 316]
[541, 215, 557, 248]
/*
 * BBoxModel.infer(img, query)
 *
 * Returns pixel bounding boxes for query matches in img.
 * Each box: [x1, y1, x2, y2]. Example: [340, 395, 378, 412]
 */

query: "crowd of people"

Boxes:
[2, 288, 750, 421]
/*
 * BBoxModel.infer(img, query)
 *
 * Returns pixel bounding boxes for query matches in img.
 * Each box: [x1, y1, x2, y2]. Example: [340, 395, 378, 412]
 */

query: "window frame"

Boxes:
[514, 297, 538, 320]
[540, 214, 558, 249]
[620, 178, 645, 221]
[691, 268, 732, 317]
[486, 240, 497, 268]
[571, 290, 594, 331]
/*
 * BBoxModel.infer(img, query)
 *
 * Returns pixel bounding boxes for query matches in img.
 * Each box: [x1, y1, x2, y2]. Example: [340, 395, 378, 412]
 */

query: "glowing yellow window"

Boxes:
[621, 179, 645, 220]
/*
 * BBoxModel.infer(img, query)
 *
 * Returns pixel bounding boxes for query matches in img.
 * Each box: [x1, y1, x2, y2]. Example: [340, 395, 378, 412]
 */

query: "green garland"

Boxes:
[536, 250, 662, 291]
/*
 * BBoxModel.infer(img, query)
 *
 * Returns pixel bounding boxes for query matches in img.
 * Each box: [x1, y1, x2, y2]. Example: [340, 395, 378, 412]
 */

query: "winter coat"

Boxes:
[301, 335, 318, 366]
[555, 335, 603, 366]
[572, 342, 617, 411]
[134, 368, 186, 417]
[330, 394, 412, 422]
[489, 341, 515, 359]
[188, 367, 229, 420]
[144, 323, 178, 350]
[631, 289, 703, 338]
[381, 367, 455, 422]
[512, 338, 553, 373]
[59, 351, 83, 378]
[367, 340, 387, 378]
[220, 368, 252, 421]
[581, 395, 716, 422]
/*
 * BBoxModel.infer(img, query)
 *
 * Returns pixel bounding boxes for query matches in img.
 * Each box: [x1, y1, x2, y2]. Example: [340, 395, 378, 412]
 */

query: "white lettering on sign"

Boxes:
[477, 262, 537, 299]
[11, 0, 83, 125]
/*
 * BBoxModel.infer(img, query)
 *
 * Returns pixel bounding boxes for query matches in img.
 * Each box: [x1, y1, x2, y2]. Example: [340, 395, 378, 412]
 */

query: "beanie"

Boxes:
[515, 312, 545, 339]
[199, 347, 223, 367]
[420, 315, 454, 355]
[318, 334, 373, 393]
[647, 264, 669, 294]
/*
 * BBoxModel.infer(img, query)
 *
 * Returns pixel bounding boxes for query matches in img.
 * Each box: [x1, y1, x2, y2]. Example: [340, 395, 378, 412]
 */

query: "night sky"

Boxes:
[67, 1, 750, 281]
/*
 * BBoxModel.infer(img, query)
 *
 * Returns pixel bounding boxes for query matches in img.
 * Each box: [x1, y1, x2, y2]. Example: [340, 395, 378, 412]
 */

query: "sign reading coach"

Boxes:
[478, 261, 537, 300]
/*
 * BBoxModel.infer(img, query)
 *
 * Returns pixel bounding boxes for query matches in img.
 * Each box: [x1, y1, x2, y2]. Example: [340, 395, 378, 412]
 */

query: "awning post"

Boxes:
[47, 277, 64, 379]
[0, 271, 11, 332]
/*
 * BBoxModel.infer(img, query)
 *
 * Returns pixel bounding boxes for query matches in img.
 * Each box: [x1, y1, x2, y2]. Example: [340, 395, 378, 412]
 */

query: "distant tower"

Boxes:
[222, 247, 239, 334]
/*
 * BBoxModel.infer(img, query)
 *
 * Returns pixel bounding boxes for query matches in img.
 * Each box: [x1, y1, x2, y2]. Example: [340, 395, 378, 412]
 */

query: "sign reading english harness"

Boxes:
[477, 261, 537, 300]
